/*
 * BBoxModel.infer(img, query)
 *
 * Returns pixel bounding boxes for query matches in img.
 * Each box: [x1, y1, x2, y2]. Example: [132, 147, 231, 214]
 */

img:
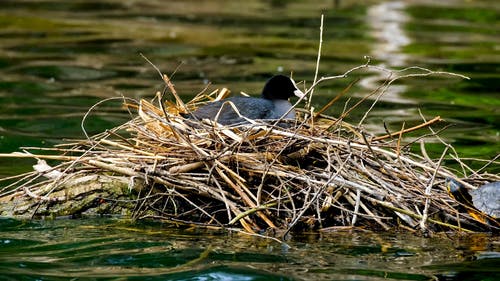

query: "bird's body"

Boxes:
[187, 75, 304, 125]
[191, 96, 296, 125]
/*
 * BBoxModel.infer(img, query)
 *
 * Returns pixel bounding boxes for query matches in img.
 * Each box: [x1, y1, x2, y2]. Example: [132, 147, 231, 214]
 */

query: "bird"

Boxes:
[187, 75, 304, 125]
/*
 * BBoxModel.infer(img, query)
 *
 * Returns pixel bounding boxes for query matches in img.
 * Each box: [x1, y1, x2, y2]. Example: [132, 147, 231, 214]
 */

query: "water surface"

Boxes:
[0, 0, 499, 279]
[1, 218, 499, 280]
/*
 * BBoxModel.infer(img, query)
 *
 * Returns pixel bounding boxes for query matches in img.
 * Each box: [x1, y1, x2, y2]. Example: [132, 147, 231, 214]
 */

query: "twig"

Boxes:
[419, 145, 448, 232]
[306, 14, 324, 110]
[372, 116, 442, 141]
[228, 201, 280, 225]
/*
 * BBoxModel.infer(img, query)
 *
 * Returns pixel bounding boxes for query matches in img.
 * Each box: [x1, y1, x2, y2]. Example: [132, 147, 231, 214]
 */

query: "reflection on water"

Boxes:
[361, 1, 412, 105]
[0, 218, 499, 280]
[367, 1, 411, 67]
[0, 0, 499, 279]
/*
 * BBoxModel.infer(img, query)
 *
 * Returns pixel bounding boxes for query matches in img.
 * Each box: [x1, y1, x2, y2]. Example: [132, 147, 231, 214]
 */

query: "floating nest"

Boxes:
[1, 66, 498, 237]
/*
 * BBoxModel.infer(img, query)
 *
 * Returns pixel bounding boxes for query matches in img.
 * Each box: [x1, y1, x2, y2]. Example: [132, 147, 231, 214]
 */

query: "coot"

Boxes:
[188, 75, 304, 125]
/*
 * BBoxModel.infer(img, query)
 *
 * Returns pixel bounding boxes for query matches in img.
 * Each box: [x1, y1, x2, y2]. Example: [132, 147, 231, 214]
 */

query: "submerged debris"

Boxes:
[0, 65, 498, 237]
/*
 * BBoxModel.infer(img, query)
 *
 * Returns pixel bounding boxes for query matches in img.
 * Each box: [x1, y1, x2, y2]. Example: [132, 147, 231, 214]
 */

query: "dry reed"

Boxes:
[0, 62, 498, 237]
[1, 16, 498, 237]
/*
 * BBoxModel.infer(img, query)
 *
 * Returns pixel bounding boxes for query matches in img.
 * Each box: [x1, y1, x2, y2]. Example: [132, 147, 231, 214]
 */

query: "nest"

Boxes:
[1, 65, 498, 237]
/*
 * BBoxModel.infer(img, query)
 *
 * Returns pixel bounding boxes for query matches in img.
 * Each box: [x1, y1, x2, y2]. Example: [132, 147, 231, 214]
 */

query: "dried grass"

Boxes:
[0, 62, 498, 236]
[1, 16, 498, 237]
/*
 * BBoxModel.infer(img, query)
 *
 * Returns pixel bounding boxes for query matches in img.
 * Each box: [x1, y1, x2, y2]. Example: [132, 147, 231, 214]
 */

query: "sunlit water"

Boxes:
[0, 0, 499, 279]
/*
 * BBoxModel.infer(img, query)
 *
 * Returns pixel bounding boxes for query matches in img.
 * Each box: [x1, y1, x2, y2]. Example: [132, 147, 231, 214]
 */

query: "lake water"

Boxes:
[1, 218, 499, 280]
[0, 0, 499, 280]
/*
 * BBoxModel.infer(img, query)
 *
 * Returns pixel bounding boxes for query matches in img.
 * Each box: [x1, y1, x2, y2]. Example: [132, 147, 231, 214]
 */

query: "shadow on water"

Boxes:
[0, 0, 499, 279]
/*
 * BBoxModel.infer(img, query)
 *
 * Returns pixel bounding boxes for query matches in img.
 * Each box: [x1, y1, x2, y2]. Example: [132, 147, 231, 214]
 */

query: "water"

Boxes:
[0, 0, 499, 279]
[1, 218, 499, 280]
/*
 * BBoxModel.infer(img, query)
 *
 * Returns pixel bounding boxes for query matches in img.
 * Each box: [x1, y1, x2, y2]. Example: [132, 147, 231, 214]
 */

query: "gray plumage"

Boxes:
[187, 75, 304, 125]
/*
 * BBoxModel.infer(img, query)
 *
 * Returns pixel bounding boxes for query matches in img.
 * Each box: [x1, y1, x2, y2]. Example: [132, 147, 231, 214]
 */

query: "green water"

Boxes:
[0, 0, 499, 279]
[1, 218, 499, 280]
